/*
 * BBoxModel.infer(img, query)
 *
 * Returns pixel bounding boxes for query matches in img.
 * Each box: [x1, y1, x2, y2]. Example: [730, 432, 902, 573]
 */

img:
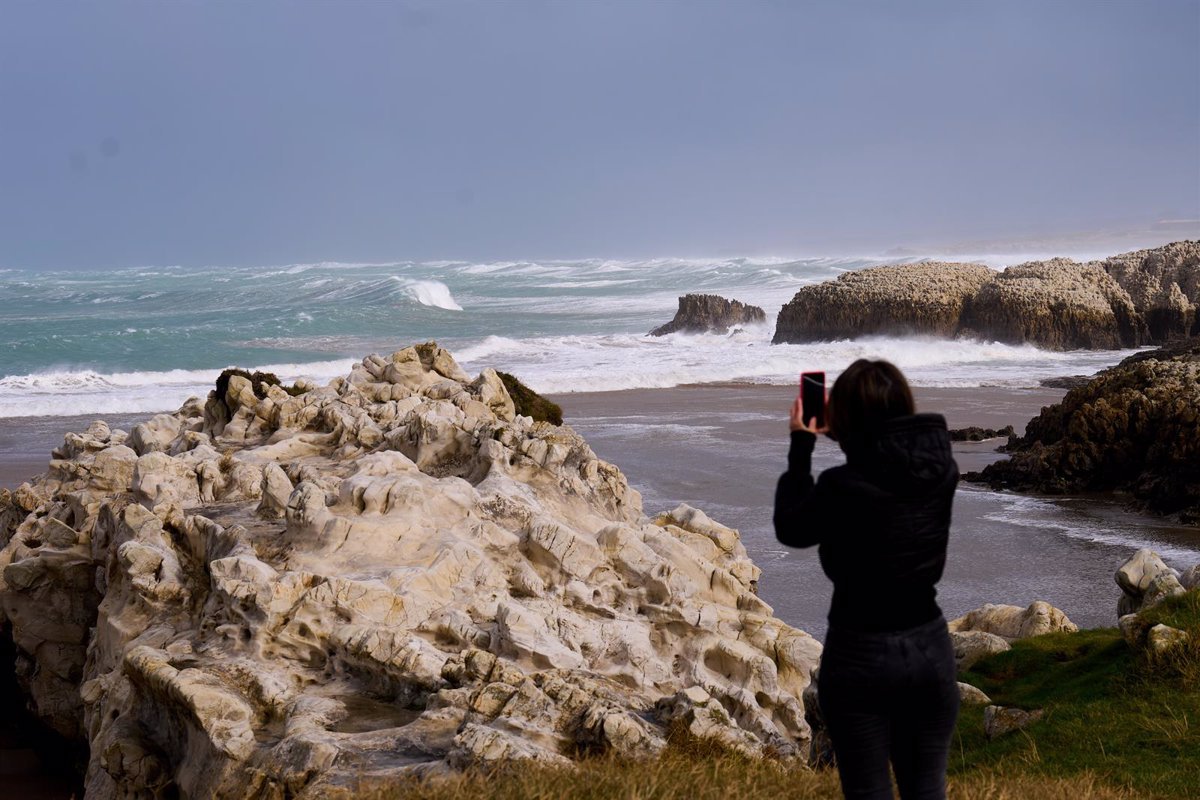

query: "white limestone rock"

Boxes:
[948, 600, 1077, 640]
[1116, 548, 1173, 595]
[949, 631, 1011, 672]
[957, 682, 992, 706]
[0, 342, 822, 799]
[1116, 549, 1185, 616]
[1146, 624, 1189, 655]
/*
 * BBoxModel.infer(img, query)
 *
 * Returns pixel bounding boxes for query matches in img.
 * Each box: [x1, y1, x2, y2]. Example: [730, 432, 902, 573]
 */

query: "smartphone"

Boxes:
[800, 371, 826, 429]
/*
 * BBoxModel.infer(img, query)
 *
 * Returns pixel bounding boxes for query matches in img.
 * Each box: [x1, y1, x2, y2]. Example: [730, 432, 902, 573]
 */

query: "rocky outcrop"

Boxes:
[958, 259, 1144, 349]
[966, 340, 1200, 522]
[1095, 241, 1200, 342]
[0, 342, 822, 798]
[651, 294, 766, 336]
[772, 241, 1198, 350]
[772, 262, 995, 343]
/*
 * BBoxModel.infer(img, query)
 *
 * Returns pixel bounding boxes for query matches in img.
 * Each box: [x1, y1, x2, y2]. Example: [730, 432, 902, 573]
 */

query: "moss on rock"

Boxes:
[497, 372, 563, 425]
[215, 368, 305, 402]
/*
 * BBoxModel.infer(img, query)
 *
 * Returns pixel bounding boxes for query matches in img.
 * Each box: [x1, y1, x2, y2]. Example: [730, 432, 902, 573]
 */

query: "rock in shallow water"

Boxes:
[650, 294, 766, 336]
[0, 342, 823, 798]
[967, 340, 1200, 523]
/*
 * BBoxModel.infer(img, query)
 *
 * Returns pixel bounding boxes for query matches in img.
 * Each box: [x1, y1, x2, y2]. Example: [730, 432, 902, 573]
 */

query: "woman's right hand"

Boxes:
[789, 396, 827, 434]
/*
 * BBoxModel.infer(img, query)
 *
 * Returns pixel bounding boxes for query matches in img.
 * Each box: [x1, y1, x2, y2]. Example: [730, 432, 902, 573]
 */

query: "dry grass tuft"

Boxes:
[340, 757, 1137, 800]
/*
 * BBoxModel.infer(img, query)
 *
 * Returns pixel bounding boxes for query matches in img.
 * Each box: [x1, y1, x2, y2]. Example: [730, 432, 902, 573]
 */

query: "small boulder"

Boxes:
[1118, 613, 1153, 649]
[957, 682, 992, 706]
[1146, 624, 1189, 656]
[983, 705, 1044, 739]
[1116, 549, 1173, 596]
[1180, 564, 1200, 591]
[949, 630, 1011, 672]
[948, 425, 1015, 442]
[1142, 572, 1187, 611]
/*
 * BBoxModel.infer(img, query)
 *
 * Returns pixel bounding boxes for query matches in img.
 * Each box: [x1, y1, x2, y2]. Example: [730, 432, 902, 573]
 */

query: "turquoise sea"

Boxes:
[0, 255, 1138, 418]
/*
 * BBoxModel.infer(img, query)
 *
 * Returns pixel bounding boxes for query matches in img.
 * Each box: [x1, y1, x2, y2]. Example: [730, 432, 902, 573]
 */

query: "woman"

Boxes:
[774, 359, 959, 800]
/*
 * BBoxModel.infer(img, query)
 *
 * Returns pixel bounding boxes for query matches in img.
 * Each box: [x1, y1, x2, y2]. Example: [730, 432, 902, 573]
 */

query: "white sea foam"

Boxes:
[980, 493, 1200, 564]
[0, 359, 356, 419]
[392, 278, 463, 310]
[537, 279, 644, 289]
[455, 330, 1140, 394]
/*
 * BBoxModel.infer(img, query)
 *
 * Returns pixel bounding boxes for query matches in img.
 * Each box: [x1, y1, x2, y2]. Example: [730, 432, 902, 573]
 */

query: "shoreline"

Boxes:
[0, 382, 1059, 490]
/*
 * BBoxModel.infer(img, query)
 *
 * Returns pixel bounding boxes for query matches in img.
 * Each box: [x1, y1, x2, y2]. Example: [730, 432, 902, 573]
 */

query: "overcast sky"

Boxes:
[2, 0, 1197, 269]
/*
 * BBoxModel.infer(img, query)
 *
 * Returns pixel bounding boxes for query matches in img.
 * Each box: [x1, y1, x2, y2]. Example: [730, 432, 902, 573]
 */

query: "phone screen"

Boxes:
[800, 371, 826, 429]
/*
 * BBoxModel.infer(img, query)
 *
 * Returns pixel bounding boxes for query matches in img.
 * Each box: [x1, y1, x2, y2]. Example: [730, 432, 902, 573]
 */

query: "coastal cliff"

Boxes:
[773, 241, 1198, 350]
[0, 343, 822, 798]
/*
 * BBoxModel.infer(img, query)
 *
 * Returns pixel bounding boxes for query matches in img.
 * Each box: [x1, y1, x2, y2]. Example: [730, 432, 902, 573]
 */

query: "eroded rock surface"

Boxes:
[1096, 241, 1200, 342]
[650, 294, 766, 336]
[772, 241, 1198, 350]
[0, 342, 822, 799]
[967, 341, 1200, 523]
[958, 259, 1143, 350]
[772, 262, 995, 344]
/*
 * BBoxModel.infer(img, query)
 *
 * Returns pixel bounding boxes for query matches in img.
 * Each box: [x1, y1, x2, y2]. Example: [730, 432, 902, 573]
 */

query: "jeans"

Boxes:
[817, 616, 960, 800]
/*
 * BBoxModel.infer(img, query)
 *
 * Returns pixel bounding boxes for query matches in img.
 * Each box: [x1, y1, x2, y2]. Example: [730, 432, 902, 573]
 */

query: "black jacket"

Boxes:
[774, 413, 958, 633]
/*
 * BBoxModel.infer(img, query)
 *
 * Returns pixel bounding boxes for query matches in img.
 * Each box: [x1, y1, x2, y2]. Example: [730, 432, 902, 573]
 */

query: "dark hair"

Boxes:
[828, 359, 915, 443]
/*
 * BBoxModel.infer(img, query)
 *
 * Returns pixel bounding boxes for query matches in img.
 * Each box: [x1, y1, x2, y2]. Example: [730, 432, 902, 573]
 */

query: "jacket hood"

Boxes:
[840, 413, 957, 492]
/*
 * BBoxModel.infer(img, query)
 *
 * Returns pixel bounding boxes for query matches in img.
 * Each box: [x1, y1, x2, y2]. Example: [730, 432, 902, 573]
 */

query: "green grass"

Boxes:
[953, 590, 1200, 798]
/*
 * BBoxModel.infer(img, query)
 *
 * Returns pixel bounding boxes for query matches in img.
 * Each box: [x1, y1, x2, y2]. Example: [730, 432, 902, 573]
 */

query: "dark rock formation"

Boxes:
[948, 425, 1015, 442]
[651, 294, 766, 336]
[965, 339, 1200, 523]
[772, 263, 994, 343]
[772, 241, 1198, 351]
[1039, 375, 1092, 390]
